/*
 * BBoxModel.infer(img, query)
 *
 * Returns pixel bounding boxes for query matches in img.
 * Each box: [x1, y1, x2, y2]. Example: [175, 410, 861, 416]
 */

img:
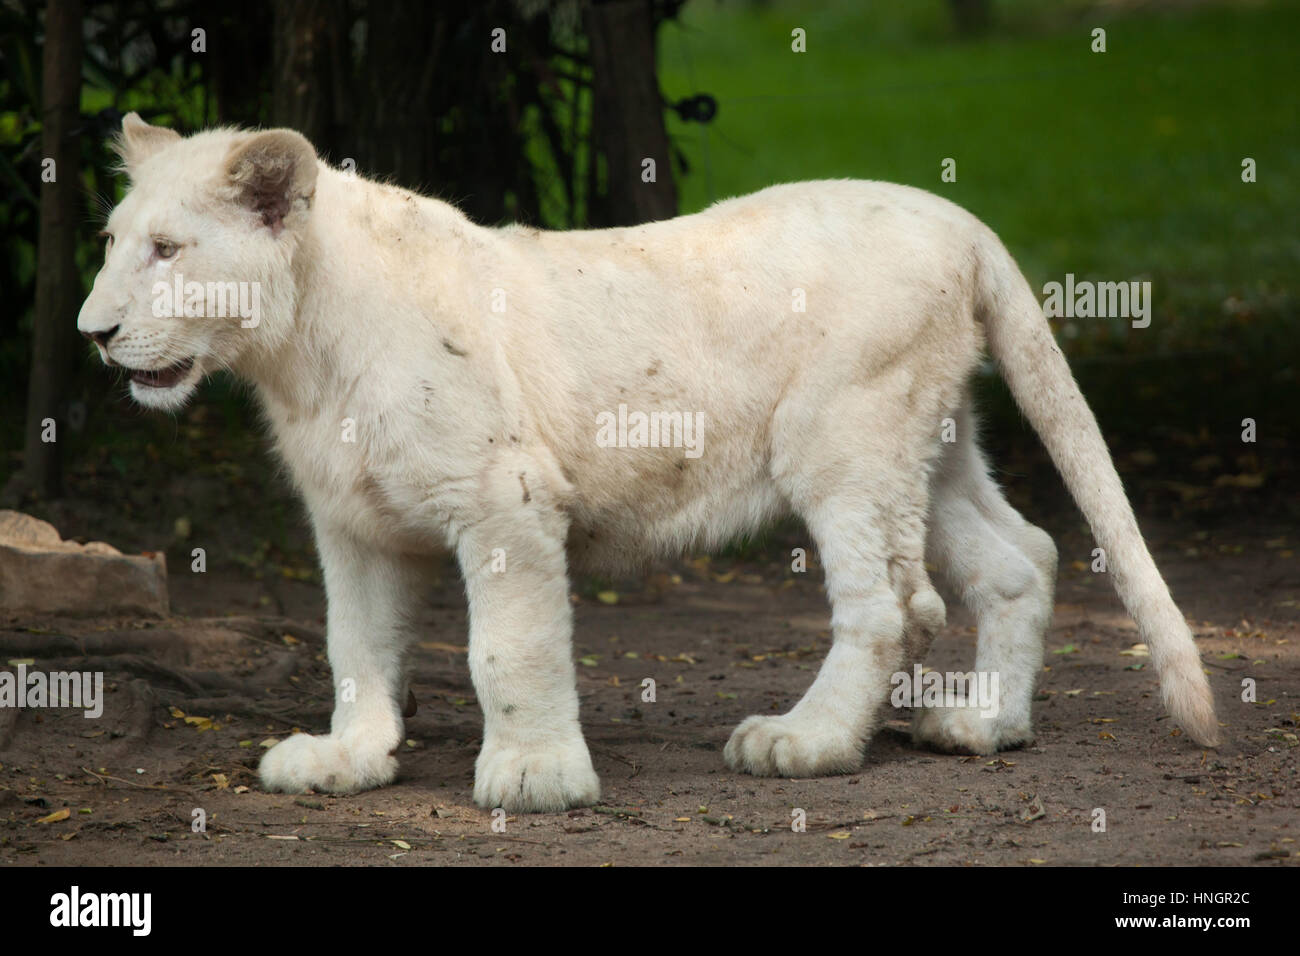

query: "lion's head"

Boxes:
[78, 113, 318, 410]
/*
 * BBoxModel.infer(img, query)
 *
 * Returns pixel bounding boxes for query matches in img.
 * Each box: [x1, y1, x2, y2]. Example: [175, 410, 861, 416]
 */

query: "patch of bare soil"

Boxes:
[1, 518, 1296, 867]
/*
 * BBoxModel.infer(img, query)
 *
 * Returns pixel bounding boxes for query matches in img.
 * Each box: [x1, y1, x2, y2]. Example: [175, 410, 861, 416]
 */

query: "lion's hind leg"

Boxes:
[725, 381, 946, 776]
[913, 406, 1056, 753]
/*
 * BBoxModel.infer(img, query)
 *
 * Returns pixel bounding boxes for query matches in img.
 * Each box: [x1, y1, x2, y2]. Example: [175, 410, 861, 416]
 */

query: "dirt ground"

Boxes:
[1, 511, 1296, 867]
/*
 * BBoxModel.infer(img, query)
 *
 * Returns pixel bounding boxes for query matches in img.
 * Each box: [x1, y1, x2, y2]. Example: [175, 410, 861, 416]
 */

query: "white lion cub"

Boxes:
[78, 115, 1218, 811]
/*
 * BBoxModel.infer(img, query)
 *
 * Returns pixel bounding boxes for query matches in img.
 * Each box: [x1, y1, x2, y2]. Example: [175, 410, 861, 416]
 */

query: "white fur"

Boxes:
[77, 117, 1218, 812]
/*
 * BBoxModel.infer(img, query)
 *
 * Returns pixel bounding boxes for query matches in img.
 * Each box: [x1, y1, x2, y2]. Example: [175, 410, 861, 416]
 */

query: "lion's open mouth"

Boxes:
[129, 358, 195, 388]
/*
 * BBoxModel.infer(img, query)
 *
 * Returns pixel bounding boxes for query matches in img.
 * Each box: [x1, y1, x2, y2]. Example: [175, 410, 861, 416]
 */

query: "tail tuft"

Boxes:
[1160, 638, 1220, 747]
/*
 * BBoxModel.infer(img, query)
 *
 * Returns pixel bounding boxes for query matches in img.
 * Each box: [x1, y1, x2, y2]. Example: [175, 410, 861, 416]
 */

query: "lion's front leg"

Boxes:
[457, 461, 599, 813]
[260, 526, 420, 794]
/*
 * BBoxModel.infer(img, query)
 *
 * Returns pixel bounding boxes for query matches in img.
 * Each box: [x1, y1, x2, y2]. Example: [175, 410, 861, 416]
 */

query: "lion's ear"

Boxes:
[113, 112, 180, 172]
[224, 129, 318, 234]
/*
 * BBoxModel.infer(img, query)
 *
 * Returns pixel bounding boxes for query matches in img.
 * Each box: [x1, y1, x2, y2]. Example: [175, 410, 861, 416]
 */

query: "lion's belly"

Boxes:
[556, 396, 790, 575]
[565, 473, 789, 576]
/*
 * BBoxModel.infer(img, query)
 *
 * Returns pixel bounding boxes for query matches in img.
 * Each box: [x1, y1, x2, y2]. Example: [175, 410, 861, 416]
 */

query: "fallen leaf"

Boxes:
[418, 641, 467, 653]
[1214, 473, 1264, 489]
[1019, 795, 1046, 823]
[37, 808, 71, 824]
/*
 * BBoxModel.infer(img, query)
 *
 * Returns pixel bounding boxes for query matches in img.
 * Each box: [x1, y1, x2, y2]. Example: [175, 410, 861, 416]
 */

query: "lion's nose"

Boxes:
[81, 324, 120, 347]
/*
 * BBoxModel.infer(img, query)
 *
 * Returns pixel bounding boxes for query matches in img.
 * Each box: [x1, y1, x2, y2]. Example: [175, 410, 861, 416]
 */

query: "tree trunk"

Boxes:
[354, 0, 443, 193]
[271, 0, 348, 155]
[585, 0, 677, 226]
[22, 0, 83, 499]
[948, 0, 992, 36]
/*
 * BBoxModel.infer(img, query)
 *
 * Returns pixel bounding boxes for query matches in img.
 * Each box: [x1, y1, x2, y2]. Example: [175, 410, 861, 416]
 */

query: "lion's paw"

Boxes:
[473, 735, 600, 813]
[724, 714, 863, 777]
[911, 706, 1031, 755]
[259, 733, 397, 794]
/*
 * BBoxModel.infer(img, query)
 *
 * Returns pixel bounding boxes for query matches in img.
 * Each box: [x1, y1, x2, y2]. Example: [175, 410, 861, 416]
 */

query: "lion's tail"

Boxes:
[974, 233, 1219, 747]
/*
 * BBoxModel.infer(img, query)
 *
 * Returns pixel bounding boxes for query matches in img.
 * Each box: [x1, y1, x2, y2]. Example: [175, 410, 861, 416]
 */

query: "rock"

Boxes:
[0, 511, 168, 617]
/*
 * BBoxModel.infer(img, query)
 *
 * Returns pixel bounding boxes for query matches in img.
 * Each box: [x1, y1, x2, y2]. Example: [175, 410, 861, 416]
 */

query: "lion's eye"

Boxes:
[154, 239, 178, 259]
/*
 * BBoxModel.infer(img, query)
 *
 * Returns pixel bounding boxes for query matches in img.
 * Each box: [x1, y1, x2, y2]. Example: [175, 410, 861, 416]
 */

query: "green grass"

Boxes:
[658, 0, 1300, 356]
